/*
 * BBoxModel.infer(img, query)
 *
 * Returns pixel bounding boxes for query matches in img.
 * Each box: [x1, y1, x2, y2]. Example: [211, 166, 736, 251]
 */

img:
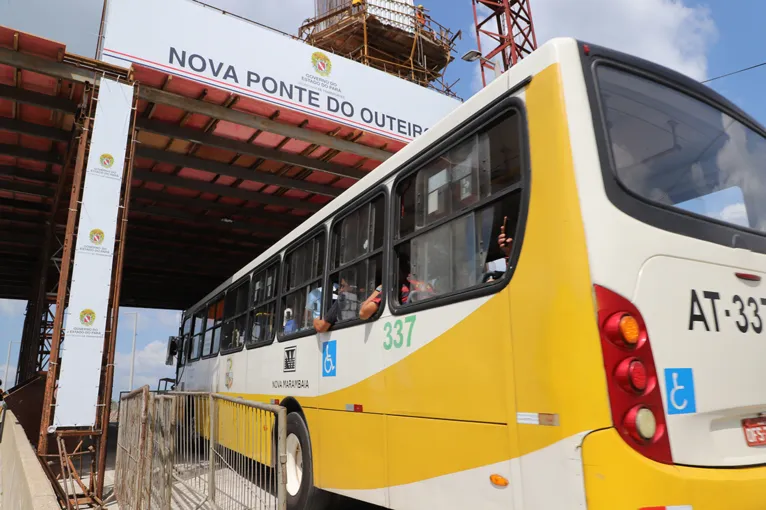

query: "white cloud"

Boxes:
[534, 0, 716, 80]
[0, 299, 26, 317]
[718, 203, 748, 227]
[113, 340, 175, 397]
[0, 364, 17, 388]
[470, 0, 717, 93]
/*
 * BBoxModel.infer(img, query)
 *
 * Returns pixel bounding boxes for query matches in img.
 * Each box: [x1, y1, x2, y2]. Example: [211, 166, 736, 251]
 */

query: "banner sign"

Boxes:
[100, 0, 459, 143]
[54, 78, 134, 428]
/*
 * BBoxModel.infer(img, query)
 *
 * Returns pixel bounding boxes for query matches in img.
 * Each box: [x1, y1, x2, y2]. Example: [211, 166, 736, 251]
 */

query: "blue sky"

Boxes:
[2, 0, 766, 397]
[702, 0, 766, 123]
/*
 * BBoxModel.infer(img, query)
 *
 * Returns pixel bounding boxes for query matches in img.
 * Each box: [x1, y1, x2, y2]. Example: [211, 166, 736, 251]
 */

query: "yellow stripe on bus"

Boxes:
[509, 63, 612, 459]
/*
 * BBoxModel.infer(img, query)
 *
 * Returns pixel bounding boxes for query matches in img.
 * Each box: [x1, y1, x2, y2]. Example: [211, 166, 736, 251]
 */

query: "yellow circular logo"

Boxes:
[89, 228, 105, 245]
[79, 309, 96, 326]
[311, 52, 332, 77]
[100, 153, 115, 168]
[225, 358, 233, 389]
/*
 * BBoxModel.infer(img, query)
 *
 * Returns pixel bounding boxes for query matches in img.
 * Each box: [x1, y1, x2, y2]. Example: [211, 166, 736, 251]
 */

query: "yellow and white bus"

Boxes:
[171, 37, 766, 510]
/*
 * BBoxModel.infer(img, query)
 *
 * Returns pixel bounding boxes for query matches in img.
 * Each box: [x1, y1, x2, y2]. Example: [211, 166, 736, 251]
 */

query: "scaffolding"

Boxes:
[299, 0, 460, 98]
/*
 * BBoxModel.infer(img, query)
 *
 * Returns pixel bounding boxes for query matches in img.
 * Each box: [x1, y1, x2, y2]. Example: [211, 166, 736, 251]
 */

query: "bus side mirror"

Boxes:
[165, 336, 179, 366]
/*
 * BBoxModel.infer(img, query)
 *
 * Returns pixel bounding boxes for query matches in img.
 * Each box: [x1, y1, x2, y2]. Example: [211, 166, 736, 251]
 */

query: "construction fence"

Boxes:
[115, 387, 287, 510]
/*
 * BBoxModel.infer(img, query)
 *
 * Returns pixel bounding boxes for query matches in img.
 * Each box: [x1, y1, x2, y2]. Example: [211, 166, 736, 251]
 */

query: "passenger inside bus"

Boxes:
[393, 111, 523, 302]
[313, 277, 359, 332]
[359, 260, 413, 319]
[283, 308, 296, 334]
[395, 213, 515, 304]
[484, 216, 513, 282]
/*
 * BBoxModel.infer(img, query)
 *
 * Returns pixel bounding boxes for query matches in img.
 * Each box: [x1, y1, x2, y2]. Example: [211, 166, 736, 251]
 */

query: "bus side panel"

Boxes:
[309, 295, 516, 499]
[382, 295, 513, 425]
[313, 409, 388, 506]
[386, 417, 513, 510]
[215, 398, 275, 466]
[508, 63, 612, 505]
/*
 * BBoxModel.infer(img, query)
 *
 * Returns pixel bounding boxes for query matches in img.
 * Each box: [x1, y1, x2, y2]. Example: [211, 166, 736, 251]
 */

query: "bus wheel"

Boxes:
[286, 412, 331, 510]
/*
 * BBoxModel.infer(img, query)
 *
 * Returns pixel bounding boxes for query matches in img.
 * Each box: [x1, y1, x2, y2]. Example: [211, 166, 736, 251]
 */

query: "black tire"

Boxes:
[286, 412, 334, 510]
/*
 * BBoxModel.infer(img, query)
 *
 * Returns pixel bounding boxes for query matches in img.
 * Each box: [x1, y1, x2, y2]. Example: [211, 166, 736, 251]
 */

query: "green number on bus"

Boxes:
[404, 315, 416, 347]
[383, 316, 416, 350]
[393, 320, 404, 348]
[383, 322, 393, 350]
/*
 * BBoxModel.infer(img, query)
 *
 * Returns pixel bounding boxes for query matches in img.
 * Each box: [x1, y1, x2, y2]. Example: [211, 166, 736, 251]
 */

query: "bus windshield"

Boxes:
[596, 65, 766, 233]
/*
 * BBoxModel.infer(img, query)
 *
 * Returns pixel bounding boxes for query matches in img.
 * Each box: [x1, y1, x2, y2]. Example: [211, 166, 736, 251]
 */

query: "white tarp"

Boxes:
[317, 0, 417, 34]
[53, 78, 134, 428]
[100, 0, 458, 144]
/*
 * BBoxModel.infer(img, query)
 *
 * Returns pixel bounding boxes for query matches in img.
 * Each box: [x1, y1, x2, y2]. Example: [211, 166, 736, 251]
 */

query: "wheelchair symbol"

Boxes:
[322, 340, 337, 377]
[664, 368, 696, 415]
[669, 372, 687, 411]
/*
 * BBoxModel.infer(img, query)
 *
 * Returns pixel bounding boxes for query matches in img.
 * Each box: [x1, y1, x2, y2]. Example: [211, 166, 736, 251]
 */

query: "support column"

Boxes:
[17, 97, 88, 385]
[37, 100, 93, 455]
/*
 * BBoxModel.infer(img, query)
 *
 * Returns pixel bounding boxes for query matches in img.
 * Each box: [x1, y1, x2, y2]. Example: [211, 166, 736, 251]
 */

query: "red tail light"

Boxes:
[615, 358, 648, 392]
[595, 285, 672, 464]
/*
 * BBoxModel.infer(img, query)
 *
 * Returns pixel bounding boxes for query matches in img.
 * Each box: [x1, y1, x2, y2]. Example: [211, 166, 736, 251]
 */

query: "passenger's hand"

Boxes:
[498, 216, 512, 256]
[313, 318, 331, 333]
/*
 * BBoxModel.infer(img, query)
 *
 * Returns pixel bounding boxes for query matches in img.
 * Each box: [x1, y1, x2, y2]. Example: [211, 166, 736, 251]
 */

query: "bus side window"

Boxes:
[394, 110, 524, 304]
[190, 308, 205, 361]
[179, 318, 192, 366]
[222, 279, 249, 351]
[248, 262, 279, 347]
[281, 233, 325, 336]
[203, 297, 224, 356]
[326, 195, 385, 324]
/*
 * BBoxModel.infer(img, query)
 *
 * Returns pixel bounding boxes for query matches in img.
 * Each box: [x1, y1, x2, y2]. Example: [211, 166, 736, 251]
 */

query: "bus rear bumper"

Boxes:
[581, 428, 766, 510]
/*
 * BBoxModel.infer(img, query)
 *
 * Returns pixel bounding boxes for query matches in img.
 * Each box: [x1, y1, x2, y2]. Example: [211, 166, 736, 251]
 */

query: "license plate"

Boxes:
[742, 417, 766, 447]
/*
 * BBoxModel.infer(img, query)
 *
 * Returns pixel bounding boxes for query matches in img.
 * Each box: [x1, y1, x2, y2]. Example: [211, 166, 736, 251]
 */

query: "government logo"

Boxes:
[225, 358, 233, 389]
[311, 52, 332, 77]
[79, 309, 96, 326]
[89, 228, 105, 245]
[100, 153, 115, 168]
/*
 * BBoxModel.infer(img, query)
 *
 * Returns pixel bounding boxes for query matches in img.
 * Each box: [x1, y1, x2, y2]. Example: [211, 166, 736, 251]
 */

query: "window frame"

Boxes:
[389, 97, 530, 316]
[188, 307, 206, 362]
[201, 294, 225, 360]
[278, 226, 328, 342]
[580, 42, 766, 255]
[246, 255, 282, 350]
[323, 186, 389, 332]
[178, 317, 191, 367]
[219, 274, 252, 355]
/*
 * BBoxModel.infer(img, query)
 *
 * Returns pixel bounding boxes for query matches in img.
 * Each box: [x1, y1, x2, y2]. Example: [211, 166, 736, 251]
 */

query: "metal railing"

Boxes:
[115, 387, 150, 509]
[115, 387, 286, 510]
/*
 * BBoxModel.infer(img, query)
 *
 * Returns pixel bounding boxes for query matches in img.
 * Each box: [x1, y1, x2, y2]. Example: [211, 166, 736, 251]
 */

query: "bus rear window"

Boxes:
[596, 66, 766, 233]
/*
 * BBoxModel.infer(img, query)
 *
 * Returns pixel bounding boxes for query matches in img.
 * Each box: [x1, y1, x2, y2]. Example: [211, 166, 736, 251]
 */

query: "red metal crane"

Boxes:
[471, 0, 538, 87]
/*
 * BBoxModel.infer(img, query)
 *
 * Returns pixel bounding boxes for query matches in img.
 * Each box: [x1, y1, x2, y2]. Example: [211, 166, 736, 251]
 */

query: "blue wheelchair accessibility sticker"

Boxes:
[322, 340, 337, 377]
[664, 368, 696, 415]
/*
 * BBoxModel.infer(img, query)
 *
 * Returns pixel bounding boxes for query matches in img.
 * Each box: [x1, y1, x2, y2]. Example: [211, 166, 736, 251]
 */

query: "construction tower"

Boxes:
[299, 0, 459, 97]
[472, 0, 538, 87]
